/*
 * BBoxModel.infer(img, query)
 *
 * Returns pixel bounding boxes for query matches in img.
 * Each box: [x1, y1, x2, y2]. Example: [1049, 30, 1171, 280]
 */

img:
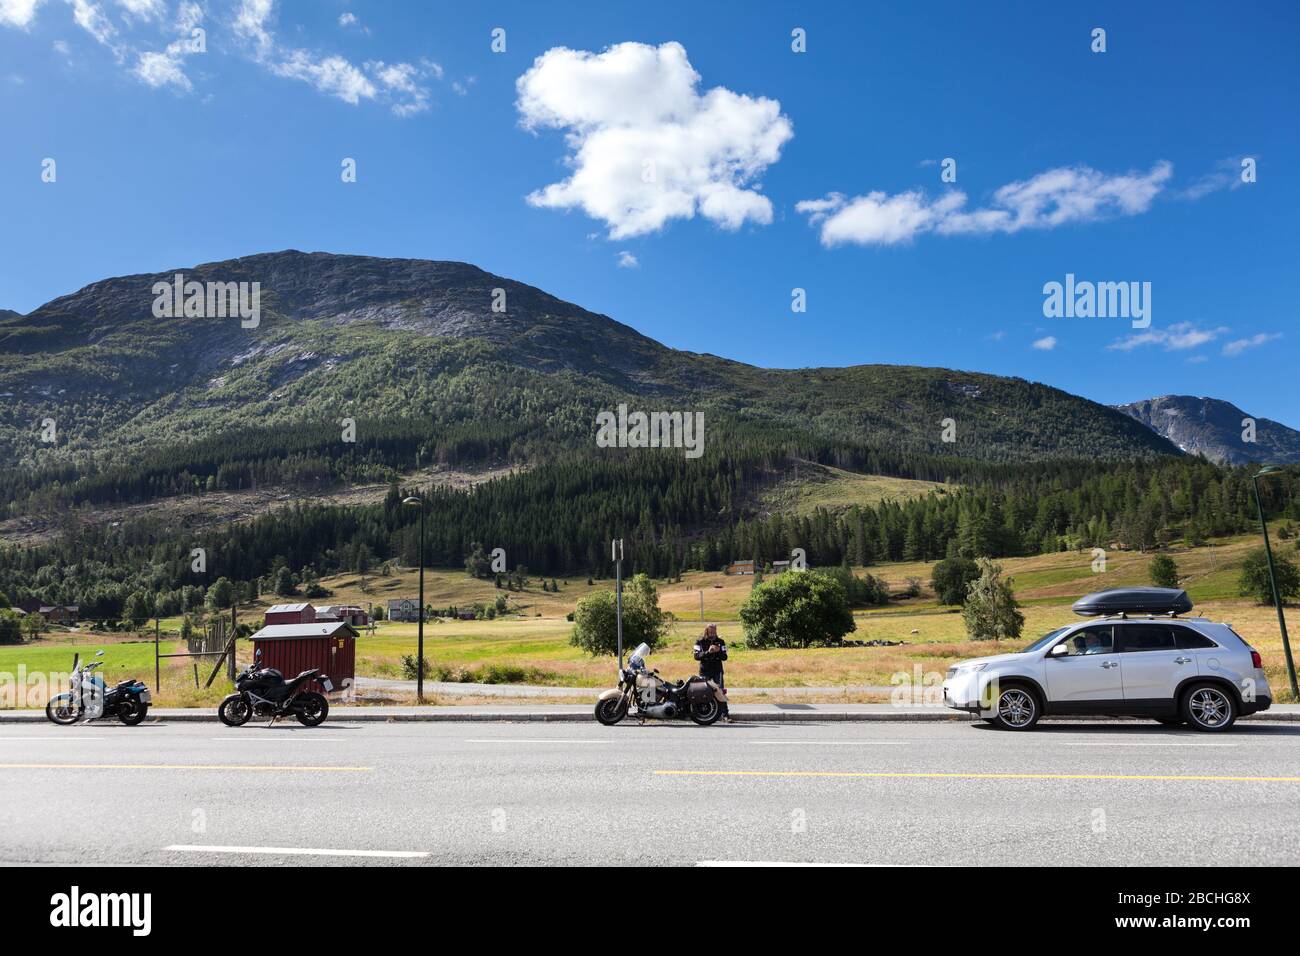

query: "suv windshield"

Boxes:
[1020, 627, 1069, 654]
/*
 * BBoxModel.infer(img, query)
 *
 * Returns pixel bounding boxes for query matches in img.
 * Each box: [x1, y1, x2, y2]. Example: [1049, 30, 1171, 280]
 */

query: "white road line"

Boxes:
[1057, 741, 1237, 748]
[750, 740, 907, 746]
[208, 737, 343, 741]
[165, 844, 428, 859]
[696, 860, 884, 867]
[464, 738, 610, 744]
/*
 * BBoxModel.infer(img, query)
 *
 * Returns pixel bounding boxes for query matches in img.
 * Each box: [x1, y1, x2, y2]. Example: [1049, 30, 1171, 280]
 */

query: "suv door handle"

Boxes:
[1100, 660, 1119, 669]
[1175, 656, 1193, 664]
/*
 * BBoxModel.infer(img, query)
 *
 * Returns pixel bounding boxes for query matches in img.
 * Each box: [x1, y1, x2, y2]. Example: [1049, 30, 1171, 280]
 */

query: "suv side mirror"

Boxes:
[1049, 643, 1068, 657]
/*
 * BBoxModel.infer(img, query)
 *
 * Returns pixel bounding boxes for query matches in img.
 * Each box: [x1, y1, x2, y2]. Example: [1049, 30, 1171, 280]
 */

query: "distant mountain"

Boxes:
[0, 251, 1179, 480]
[1115, 395, 1300, 465]
[0, 309, 20, 322]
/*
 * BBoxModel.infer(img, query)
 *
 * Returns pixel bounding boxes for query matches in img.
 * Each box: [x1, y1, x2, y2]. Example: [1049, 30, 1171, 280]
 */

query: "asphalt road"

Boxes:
[1, 718, 1297, 866]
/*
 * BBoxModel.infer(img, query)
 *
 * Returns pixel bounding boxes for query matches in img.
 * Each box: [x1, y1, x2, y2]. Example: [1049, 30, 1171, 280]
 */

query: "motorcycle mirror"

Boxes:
[94, 650, 105, 657]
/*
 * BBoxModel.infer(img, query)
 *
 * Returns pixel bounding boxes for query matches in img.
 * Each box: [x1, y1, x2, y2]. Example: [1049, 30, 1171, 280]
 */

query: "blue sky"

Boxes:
[2, 0, 1297, 424]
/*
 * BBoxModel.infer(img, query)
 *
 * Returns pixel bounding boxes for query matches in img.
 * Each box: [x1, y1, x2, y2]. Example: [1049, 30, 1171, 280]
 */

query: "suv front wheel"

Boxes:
[988, 684, 1041, 731]
[1182, 683, 1237, 732]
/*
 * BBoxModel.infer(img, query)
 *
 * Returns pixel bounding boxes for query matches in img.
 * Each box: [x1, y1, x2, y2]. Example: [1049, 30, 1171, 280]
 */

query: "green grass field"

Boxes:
[3, 526, 1297, 705]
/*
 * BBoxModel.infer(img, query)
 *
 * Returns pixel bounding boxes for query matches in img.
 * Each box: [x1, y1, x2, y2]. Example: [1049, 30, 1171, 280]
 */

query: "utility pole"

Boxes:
[1252, 468, 1299, 699]
[699, 589, 705, 623]
[613, 538, 624, 667]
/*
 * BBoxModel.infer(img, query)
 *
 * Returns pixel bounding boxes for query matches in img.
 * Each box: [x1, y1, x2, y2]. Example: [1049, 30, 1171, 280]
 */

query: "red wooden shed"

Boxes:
[249, 621, 357, 696]
[264, 603, 316, 626]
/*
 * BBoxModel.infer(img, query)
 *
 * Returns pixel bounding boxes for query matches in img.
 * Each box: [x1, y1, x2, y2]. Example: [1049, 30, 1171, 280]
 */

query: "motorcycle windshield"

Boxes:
[627, 642, 652, 667]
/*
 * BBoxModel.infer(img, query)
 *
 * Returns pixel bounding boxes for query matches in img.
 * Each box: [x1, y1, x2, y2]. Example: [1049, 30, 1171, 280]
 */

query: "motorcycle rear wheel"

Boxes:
[295, 692, 329, 727]
[117, 698, 148, 726]
[218, 695, 252, 727]
[689, 699, 721, 726]
[45, 693, 78, 725]
[594, 697, 627, 726]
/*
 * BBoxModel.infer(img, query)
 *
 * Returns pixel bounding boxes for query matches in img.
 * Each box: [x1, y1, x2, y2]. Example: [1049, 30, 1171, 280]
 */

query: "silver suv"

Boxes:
[942, 588, 1272, 732]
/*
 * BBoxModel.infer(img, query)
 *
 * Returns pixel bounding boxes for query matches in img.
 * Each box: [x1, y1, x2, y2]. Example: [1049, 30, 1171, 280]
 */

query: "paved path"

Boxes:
[0, 719, 1297, 865]
[355, 676, 899, 698]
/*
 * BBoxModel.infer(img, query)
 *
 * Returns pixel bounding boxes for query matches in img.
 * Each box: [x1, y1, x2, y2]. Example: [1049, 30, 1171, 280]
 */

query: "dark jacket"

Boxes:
[694, 638, 727, 678]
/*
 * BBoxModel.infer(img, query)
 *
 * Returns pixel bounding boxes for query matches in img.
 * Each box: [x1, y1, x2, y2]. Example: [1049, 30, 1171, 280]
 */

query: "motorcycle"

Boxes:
[45, 649, 152, 726]
[595, 642, 726, 726]
[218, 650, 332, 727]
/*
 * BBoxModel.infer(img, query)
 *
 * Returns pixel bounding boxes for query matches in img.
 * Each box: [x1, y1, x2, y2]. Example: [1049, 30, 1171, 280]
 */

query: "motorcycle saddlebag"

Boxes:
[686, 678, 715, 702]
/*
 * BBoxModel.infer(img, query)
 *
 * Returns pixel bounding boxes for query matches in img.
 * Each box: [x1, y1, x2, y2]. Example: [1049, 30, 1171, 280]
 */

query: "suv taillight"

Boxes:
[1250, 650, 1263, 669]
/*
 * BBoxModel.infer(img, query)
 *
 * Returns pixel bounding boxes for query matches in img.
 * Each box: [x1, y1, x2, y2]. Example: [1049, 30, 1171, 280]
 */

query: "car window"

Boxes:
[1174, 628, 1218, 650]
[1120, 624, 1176, 652]
[1058, 625, 1114, 656]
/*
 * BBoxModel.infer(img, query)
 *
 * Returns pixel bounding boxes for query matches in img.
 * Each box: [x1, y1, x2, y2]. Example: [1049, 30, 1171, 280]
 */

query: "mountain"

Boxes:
[1115, 395, 1300, 465]
[0, 310, 19, 323]
[0, 251, 1178, 491]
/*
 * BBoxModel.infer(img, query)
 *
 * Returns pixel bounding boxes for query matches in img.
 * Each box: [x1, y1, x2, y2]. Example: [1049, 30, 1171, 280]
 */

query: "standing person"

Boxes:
[694, 623, 732, 722]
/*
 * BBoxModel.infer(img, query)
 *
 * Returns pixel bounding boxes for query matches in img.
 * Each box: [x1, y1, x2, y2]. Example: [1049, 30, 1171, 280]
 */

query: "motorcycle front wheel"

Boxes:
[117, 697, 148, 726]
[689, 699, 721, 726]
[45, 693, 78, 725]
[594, 697, 627, 726]
[218, 694, 252, 727]
[295, 692, 329, 727]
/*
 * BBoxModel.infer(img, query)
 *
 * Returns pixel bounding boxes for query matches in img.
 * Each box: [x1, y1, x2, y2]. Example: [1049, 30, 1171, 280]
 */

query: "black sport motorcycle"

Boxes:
[45, 649, 152, 726]
[595, 642, 726, 726]
[218, 652, 332, 727]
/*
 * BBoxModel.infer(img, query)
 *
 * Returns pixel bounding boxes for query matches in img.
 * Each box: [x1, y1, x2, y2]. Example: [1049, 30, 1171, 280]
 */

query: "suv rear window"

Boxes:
[1174, 628, 1218, 650]
[1119, 624, 1176, 652]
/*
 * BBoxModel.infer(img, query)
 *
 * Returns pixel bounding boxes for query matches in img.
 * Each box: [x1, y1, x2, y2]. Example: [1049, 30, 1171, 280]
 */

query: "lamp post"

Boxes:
[402, 495, 426, 704]
[1250, 467, 1299, 699]
[612, 538, 624, 668]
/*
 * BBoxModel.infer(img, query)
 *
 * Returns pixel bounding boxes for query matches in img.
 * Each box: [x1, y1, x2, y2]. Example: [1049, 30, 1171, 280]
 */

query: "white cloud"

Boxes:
[0, 0, 45, 28]
[799, 162, 1173, 247]
[52, 37, 69, 53]
[616, 251, 639, 268]
[1223, 332, 1282, 357]
[115, 0, 162, 21]
[272, 49, 375, 104]
[1108, 322, 1229, 353]
[233, 0, 273, 55]
[1178, 157, 1252, 200]
[132, 1, 203, 92]
[337, 11, 356, 27]
[134, 48, 189, 88]
[1032, 336, 1057, 351]
[69, 0, 117, 48]
[234, 1, 434, 114]
[516, 41, 793, 239]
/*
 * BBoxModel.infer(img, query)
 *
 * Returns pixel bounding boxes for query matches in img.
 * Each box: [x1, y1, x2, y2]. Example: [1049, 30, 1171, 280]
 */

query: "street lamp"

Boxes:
[402, 495, 426, 704]
[1250, 466, 1299, 699]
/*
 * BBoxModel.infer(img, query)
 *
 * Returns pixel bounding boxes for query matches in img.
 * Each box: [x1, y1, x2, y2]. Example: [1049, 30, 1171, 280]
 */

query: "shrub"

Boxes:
[1149, 553, 1179, 589]
[931, 557, 980, 605]
[569, 573, 669, 656]
[961, 558, 1024, 641]
[1239, 547, 1300, 606]
[739, 571, 856, 648]
[0, 610, 23, 645]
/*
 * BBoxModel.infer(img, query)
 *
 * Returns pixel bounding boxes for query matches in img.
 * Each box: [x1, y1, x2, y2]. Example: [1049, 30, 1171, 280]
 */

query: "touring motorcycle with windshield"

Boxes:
[45, 649, 152, 726]
[595, 642, 726, 726]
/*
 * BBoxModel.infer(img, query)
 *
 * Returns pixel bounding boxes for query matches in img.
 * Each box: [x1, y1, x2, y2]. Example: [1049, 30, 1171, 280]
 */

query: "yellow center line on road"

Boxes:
[655, 770, 1300, 783]
[0, 763, 371, 772]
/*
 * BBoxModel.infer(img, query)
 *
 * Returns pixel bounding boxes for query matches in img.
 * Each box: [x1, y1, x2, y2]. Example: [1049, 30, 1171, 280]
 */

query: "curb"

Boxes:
[0, 711, 1293, 724]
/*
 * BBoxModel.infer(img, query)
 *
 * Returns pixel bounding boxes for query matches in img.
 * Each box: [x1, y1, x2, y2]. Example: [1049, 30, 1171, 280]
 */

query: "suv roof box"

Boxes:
[1072, 587, 1193, 617]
